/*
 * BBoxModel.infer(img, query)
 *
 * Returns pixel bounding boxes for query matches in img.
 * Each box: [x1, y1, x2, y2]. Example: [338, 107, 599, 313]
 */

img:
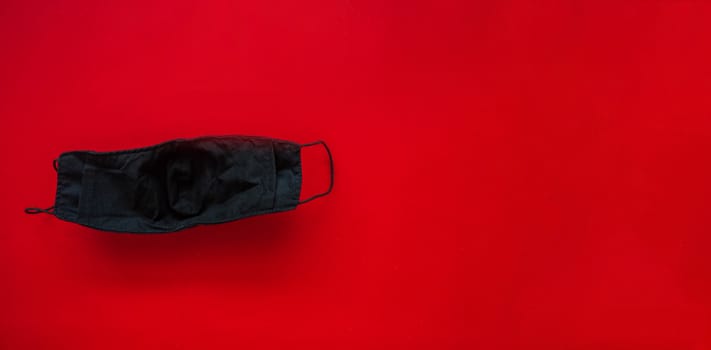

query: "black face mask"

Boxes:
[25, 136, 333, 233]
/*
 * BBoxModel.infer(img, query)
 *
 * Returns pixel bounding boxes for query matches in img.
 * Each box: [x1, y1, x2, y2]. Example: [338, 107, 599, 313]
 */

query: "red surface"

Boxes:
[3, 0, 711, 348]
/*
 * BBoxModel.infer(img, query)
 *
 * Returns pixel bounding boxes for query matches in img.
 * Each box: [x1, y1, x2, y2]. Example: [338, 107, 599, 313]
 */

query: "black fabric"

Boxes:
[32, 135, 322, 233]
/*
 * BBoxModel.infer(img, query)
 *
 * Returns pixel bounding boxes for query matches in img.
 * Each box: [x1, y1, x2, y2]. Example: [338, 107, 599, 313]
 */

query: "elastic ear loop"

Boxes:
[299, 141, 334, 205]
[25, 159, 58, 215]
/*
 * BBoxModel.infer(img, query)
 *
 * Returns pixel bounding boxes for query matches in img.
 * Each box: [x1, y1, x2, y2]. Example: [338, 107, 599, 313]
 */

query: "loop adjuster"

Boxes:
[25, 206, 55, 215]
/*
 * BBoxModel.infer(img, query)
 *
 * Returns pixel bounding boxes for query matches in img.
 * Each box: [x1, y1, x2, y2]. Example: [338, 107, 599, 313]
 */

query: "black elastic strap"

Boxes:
[299, 140, 334, 205]
[25, 159, 58, 215]
[25, 206, 55, 215]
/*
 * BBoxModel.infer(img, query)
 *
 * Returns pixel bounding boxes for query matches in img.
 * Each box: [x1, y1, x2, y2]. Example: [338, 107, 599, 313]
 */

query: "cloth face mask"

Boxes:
[25, 136, 333, 233]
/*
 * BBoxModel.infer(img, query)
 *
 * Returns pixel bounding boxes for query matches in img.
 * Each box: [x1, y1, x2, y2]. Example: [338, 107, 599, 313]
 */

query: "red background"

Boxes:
[3, 0, 711, 348]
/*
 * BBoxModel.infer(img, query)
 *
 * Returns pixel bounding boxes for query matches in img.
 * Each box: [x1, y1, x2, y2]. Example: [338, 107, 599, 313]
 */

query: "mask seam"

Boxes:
[80, 166, 95, 226]
[270, 140, 278, 210]
[56, 135, 298, 158]
[54, 160, 64, 219]
[295, 146, 302, 204]
[55, 206, 298, 234]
